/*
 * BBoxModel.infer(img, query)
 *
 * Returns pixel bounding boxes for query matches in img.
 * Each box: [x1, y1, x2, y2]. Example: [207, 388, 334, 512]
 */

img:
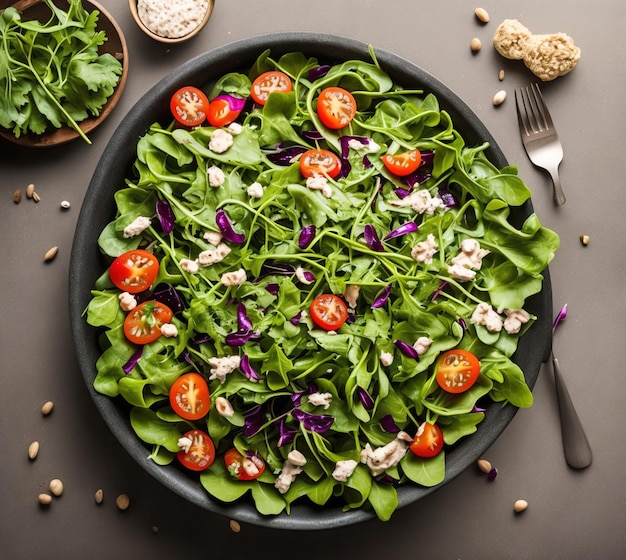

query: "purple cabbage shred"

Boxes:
[225, 329, 261, 347]
[394, 187, 411, 199]
[356, 387, 374, 410]
[384, 220, 418, 240]
[266, 145, 308, 166]
[380, 414, 400, 433]
[552, 303, 568, 333]
[265, 283, 280, 296]
[156, 199, 175, 234]
[393, 339, 420, 360]
[292, 409, 334, 433]
[215, 209, 246, 244]
[371, 283, 392, 309]
[438, 188, 458, 208]
[243, 405, 264, 437]
[298, 225, 316, 249]
[277, 418, 298, 447]
[237, 302, 253, 332]
[289, 311, 302, 325]
[212, 93, 246, 113]
[122, 347, 143, 374]
[240, 354, 261, 381]
[307, 64, 331, 81]
[431, 281, 448, 302]
[364, 224, 385, 252]
[140, 283, 185, 314]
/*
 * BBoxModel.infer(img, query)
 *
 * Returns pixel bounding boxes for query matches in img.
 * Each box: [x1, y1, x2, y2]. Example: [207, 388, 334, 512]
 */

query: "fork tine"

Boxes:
[530, 83, 555, 130]
[514, 88, 531, 136]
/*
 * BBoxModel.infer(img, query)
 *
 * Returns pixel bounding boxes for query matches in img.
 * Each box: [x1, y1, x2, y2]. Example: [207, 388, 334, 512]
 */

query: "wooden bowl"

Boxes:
[128, 0, 214, 44]
[0, 0, 129, 147]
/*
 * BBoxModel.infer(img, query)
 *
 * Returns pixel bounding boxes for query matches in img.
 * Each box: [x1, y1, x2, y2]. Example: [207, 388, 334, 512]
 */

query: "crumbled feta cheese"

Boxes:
[344, 285, 360, 309]
[203, 230, 223, 246]
[413, 336, 432, 356]
[118, 291, 137, 312]
[332, 459, 359, 482]
[275, 451, 307, 494]
[227, 122, 243, 135]
[221, 268, 247, 286]
[503, 308, 531, 334]
[177, 435, 193, 453]
[160, 323, 178, 338]
[348, 138, 380, 152]
[136, 0, 209, 39]
[360, 431, 412, 476]
[123, 216, 151, 238]
[380, 351, 394, 367]
[305, 175, 332, 198]
[307, 392, 333, 410]
[208, 355, 241, 384]
[471, 302, 503, 332]
[247, 182, 264, 198]
[207, 165, 225, 187]
[214, 396, 234, 417]
[448, 263, 477, 281]
[180, 258, 199, 274]
[209, 129, 234, 153]
[389, 189, 443, 214]
[198, 243, 231, 266]
[411, 233, 438, 264]
[295, 266, 314, 285]
[451, 239, 489, 270]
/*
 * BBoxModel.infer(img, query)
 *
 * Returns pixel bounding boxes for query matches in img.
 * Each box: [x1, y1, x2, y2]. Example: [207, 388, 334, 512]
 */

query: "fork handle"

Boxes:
[548, 167, 566, 206]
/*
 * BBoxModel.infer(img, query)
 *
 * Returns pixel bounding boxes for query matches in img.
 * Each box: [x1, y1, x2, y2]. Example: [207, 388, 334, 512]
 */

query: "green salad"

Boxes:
[86, 48, 559, 521]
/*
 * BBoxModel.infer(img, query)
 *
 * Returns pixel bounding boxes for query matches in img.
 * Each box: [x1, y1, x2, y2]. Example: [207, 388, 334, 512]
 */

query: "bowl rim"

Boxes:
[128, 0, 215, 44]
[0, 0, 129, 147]
[69, 31, 552, 530]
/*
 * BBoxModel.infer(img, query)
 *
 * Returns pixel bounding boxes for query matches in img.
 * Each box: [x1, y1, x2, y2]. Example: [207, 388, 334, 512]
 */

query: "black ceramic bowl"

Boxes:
[69, 32, 552, 530]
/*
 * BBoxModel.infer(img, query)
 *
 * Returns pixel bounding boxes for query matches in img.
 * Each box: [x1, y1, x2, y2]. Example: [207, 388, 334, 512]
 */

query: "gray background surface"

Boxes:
[1, 0, 624, 558]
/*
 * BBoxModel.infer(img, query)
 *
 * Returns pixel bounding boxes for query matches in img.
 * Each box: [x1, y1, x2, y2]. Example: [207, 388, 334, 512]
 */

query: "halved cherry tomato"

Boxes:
[382, 149, 422, 176]
[299, 149, 342, 179]
[123, 300, 173, 345]
[170, 373, 210, 421]
[109, 249, 159, 294]
[435, 349, 480, 394]
[317, 87, 357, 129]
[250, 71, 292, 105]
[170, 86, 210, 127]
[207, 97, 242, 127]
[310, 294, 348, 331]
[410, 422, 444, 458]
[177, 429, 216, 472]
[224, 448, 266, 480]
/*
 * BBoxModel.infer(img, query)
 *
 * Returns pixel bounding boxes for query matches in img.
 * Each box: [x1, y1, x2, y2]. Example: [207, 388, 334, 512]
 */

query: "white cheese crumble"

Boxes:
[180, 258, 199, 274]
[118, 292, 137, 312]
[203, 230, 223, 246]
[447, 238, 489, 281]
[160, 323, 178, 338]
[379, 351, 394, 367]
[247, 182, 264, 198]
[123, 216, 151, 238]
[209, 128, 234, 153]
[389, 189, 443, 214]
[413, 336, 432, 356]
[503, 308, 531, 334]
[471, 302, 503, 332]
[360, 431, 412, 476]
[347, 138, 380, 152]
[275, 451, 307, 494]
[221, 268, 247, 286]
[208, 355, 241, 384]
[344, 284, 360, 309]
[198, 242, 231, 266]
[307, 392, 333, 410]
[227, 122, 243, 135]
[332, 459, 359, 482]
[214, 396, 234, 417]
[411, 233, 438, 264]
[137, 0, 209, 39]
[207, 165, 225, 187]
[177, 435, 193, 453]
[305, 175, 332, 198]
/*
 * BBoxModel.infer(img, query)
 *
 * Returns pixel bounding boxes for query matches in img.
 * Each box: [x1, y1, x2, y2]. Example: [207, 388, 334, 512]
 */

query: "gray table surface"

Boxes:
[1, 1, 624, 558]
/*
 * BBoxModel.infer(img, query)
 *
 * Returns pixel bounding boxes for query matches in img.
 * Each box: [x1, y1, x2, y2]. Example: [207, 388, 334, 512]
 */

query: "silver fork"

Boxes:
[515, 84, 566, 206]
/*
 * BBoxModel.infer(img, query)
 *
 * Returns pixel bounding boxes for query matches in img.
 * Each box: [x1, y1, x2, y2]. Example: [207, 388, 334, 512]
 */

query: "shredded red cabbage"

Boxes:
[393, 339, 419, 360]
[438, 188, 458, 208]
[307, 64, 331, 81]
[292, 409, 334, 433]
[240, 354, 261, 381]
[156, 199, 175, 234]
[266, 145, 307, 165]
[277, 417, 298, 447]
[371, 283, 392, 309]
[122, 347, 143, 374]
[431, 281, 448, 301]
[243, 405, 264, 437]
[215, 209, 246, 244]
[356, 387, 374, 410]
[237, 302, 253, 331]
[384, 220, 418, 240]
[212, 93, 246, 113]
[265, 283, 280, 296]
[364, 224, 385, 252]
[394, 187, 411, 199]
[380, 414, 400, 433]
[139, 283, 185, 313]
[552, 303, 568, 333]
[298, 225, 316, 249]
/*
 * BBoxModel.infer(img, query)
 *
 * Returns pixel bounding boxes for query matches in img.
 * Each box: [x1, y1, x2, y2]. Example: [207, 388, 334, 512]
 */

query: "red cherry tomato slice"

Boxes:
[250, 71, 292, 105]
[170, 86, 210, 127]
[169, 373, 210, 421]
[123, 300, 173, 345]
[435, 349, 480, 394]
[109, 249, 159, 294]
[310, 294, 349, 331]
[299, 149, 342, 179]
[177, 429, 216, 472]
[207, 97, 242, 127]
[382, 149, 422, 176]
[410, 422, 444, 458]
[317, 87, 357, 129]
[224, 448, 266, 480]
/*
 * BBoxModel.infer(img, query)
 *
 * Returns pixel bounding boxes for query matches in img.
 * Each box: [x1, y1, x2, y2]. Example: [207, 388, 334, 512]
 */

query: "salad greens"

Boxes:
[0, 0, 123, 143]
[86, 49, 559, 521]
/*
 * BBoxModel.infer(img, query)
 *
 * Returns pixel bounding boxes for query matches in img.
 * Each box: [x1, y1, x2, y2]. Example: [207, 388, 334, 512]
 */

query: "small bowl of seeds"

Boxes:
[129, 0, 214, 44]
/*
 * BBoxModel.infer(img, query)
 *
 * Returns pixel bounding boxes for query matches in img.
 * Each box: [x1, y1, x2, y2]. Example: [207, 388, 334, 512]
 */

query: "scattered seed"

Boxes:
[38, 493, 53, 505]
[487, 466, 498, 481]
[28, 441, 40, 460]
[49, 479, 64, 497]
[493, 90, 507, 106]
[580, 234, 590, 246]
[229, 519, 241, 533]
[44, 246, 59, 263]
[116, 493, 130, 510]
[60, 200, 71, 210]
[26, 183, 35, 198]
[41, 401, 54, 416]
[13, 189, 22, 204]
[499, 69, 505, 81]
[514, 499, 529, 513]
[470, 37, 482, 52]
[474, 7, 490, 23]
[477, 458, 492, 473]
[94, 488, 104, 504]
[32, 191, 41, 203]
